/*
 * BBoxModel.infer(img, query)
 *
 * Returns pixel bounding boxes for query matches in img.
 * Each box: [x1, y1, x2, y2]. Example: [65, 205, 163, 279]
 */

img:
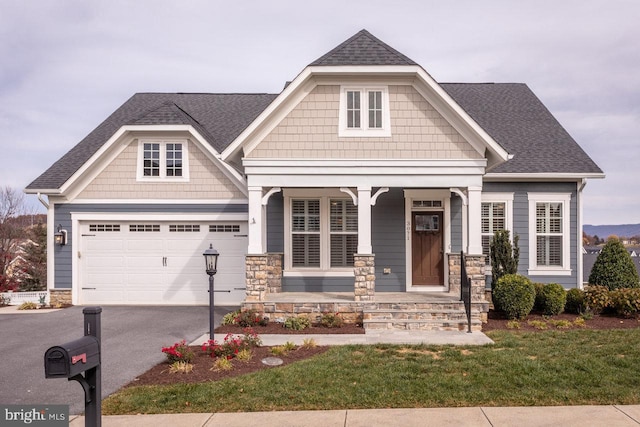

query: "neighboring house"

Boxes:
[26, 30, 603, 329]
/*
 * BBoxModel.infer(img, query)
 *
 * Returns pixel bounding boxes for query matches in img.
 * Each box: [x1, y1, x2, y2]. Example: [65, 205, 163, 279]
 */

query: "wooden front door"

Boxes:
[411, 212, 444, 286]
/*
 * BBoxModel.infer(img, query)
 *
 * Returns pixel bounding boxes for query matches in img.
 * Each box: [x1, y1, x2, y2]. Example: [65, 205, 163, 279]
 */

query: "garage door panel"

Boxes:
[81, 220, 247, 305]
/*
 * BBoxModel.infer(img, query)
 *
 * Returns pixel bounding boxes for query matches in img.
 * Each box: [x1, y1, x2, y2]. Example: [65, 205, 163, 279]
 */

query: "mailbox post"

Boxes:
[44, 307, 102, 427]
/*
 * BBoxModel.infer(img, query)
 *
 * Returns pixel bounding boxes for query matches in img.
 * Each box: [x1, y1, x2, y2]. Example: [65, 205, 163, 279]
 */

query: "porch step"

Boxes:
[362, 305, 484, 332]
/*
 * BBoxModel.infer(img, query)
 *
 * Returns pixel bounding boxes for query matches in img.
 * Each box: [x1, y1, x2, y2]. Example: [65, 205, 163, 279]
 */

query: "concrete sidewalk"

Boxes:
[192, 329, 494, 346]
[70, 405, 640, 426]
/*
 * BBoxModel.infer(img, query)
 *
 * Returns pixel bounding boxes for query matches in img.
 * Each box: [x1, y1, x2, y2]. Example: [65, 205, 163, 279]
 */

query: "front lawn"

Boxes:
[103, 328, 640, 414]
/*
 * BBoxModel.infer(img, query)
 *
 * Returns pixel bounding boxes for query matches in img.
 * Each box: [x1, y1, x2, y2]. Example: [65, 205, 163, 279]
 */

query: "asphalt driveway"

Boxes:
[0, 305, 235, 415]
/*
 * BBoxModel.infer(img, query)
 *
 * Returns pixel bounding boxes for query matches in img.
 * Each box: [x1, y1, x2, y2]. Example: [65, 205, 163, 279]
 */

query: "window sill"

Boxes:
[284, 270, 355, 278]
[136, 177, 190, 183]
[338, 128, 391, 138]
[528, 268, 573, 277]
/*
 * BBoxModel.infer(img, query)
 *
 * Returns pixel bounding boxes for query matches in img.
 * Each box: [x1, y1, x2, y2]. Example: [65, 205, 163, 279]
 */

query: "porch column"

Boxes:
[357, 186, 372, 254]
[247, 186, 263, 254]
[467, 186, 483, 255]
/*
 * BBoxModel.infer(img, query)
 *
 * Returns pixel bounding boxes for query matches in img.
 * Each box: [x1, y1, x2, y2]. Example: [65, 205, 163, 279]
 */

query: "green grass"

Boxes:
[103, 329, 640, 414]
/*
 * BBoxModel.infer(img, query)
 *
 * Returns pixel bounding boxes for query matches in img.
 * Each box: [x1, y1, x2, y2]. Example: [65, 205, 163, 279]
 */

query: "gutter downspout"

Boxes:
[37, 192, 49, 209]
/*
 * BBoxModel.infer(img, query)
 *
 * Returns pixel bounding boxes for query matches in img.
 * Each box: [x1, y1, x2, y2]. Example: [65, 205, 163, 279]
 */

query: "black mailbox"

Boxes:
[44, 335, 100, 379]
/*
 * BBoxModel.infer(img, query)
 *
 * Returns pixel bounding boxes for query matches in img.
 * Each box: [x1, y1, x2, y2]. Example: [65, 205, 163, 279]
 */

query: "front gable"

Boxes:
[246, 84, 483, 161]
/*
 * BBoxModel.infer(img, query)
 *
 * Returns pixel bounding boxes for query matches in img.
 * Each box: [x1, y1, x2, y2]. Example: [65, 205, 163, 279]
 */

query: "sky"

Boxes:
[1, 0, 638, 225]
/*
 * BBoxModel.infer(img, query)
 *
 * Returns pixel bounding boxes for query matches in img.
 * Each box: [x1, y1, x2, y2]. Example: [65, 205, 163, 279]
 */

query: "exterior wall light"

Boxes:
[54, 225, 68, 246]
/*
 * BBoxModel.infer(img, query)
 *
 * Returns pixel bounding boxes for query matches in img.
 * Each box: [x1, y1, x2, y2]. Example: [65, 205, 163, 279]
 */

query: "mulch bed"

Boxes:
[125, 311, 640, 388]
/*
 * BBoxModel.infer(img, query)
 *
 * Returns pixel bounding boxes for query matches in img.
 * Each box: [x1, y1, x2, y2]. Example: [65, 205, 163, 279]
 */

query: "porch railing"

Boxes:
[460, 251, 472, 333]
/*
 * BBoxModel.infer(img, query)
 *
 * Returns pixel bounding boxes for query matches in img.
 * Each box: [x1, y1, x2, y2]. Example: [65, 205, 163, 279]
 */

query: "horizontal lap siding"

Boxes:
[372, 188, 405, 292]
[53, 203, 247, 289]
[483, 182, 579, 288]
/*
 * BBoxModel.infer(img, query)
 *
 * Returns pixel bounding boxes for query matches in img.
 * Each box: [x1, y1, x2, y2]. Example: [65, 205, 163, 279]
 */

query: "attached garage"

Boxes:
[78, 220, 247, 305]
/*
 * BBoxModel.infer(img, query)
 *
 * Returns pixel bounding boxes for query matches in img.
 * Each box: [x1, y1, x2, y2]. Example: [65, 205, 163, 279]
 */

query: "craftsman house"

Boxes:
[26, 30, 603, 330]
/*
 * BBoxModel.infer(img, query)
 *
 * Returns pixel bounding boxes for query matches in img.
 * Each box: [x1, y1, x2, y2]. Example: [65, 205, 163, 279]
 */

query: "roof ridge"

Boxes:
[309, 29, 417, 66]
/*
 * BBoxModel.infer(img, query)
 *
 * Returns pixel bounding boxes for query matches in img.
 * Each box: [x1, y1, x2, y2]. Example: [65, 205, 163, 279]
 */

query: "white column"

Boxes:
[248, 186, 263, 254]
[467, 186, 483, 255]
[357, 186, 372, 254]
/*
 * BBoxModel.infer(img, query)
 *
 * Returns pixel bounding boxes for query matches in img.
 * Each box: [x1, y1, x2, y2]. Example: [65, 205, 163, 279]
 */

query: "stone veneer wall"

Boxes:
[245, 253, 283, 302]
[449, 253, 487, 301]
[354, 254, 375, 301]
[266, 253, 283, 294]
[49, 289, 72, 306]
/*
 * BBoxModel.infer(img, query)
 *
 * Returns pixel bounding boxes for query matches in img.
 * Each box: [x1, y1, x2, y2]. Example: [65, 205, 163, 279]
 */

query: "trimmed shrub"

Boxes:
[539, 283, 566, 316]
[610, 288, 640, 318]
[565, 288, 586, 314]
[588, 237, 640, 290]
[584, 285, 612, 314]
[283, 316, 310, 331]
[492, 274, 535, 320]
[235, 309, 269, 327]
[533, 282, 545, 311]
[490, 230, 520, 287]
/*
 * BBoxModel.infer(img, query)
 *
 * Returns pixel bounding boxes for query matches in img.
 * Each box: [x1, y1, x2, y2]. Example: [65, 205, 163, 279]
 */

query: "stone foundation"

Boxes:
[448, 253, 489, 322]
[242, 301, 363, 324]
[49, 289, 72, 306]
[354, 254, 375, 301]
[266, 253, 283, 294]
[245, 255, 268, 302]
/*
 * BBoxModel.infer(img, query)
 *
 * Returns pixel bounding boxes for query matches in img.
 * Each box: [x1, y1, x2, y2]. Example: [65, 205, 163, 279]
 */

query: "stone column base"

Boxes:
[49, 289, 72, 306]
[354, 254, 375, 301]
[245, 255, 268, 302]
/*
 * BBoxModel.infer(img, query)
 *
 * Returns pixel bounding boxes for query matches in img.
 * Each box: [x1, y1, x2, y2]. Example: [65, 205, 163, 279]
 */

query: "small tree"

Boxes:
[588, 237, 639, 290]
[19, 223, 47, 291]
[490, 229, 519, 289]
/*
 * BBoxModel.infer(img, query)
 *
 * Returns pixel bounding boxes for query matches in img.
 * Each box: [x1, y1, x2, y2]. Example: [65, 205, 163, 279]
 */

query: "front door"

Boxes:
[411, 212, 444, 286]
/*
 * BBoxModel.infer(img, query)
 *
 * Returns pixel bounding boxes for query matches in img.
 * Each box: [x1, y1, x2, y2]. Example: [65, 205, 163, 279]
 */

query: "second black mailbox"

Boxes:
[44, 336, 100, 378]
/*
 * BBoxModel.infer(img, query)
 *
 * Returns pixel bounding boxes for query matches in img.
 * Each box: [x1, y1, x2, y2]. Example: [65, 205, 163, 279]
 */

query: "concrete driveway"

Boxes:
[0, 305, 234, 415]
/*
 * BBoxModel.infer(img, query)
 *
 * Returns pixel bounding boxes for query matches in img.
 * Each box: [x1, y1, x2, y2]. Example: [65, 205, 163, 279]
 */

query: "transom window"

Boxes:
[130, 224, 160, 232]
[528, 193, 571, 275]
[137, 140, 189, 181]
[286, 191, 358, 271]
[89, 224, 120, 232]
[339, 86, 390, 137]
[169, 224, 200, 232]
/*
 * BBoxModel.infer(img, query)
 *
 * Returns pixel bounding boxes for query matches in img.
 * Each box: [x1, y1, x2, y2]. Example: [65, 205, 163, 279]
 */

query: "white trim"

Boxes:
[339, 187, 358, 205]
[577, 179, 587, 288]
[338, 85, 391, 137]
[527, 192, 572, 276]
[66, 198, 248, 205]
[403, 189, 451, 291]
[371, 187, 389, 206]
[136, 138, 190, 182]
[47, 200, 56, 292]
[481, 192, 515, 256]
[485, 173, 605, 181]
[261, 187, 281, 206]
[283, 270, 354, 278]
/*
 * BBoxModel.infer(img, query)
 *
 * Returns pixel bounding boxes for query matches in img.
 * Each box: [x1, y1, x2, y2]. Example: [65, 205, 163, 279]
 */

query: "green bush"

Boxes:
[584, 285, 612, 314]
[539, 283, 566, 315]
[489, 230, 520, 287]
[221, 310, 240, 325]
[492, 274, 535, 320]
[609, 288, 640, 318]
[320, 312, 344, 328]
[565, 288, 586, 314]
[588, 238, 640, 290]
[284, 316, 311, 330]
[533, 282, 545, 311]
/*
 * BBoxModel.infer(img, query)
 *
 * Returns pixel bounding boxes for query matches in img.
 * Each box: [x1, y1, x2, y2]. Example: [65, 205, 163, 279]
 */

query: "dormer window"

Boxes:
[339, 86, 390, 137]
[136, 139, 189, 182]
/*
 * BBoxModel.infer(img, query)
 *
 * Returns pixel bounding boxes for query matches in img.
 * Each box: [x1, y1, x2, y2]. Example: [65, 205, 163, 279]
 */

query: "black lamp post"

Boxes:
[203, 244, 219, 341]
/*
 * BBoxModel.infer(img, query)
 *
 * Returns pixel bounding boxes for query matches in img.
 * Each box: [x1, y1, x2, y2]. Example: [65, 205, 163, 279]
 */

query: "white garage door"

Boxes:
[80, 221, 247, 305]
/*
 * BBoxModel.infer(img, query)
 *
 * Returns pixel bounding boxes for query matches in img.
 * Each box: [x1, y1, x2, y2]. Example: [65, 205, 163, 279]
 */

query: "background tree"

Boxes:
[19, 223, 47, 291]
[588, 236, 640, 290]
[0, 187, 28, 291]
[489, 229, 520, 288]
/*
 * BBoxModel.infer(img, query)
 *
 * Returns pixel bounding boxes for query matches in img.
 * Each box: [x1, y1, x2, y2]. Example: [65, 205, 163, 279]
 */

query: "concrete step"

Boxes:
[363, 318, 483, 332]
[363, 309, 472, 321]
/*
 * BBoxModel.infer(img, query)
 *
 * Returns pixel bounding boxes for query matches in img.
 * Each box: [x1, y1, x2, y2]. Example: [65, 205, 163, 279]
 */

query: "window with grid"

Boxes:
[329, 199, 358, 267]
[169, 224, 199, 232]
[143, 143, 160, 177]
[346, 91, 361, 129]
[536, 202, 563, 267]
[368, 90, 383, 129]
[165, 143, 183, 177]
[481, 202, 506, 259]
[291, 200, 321, 267]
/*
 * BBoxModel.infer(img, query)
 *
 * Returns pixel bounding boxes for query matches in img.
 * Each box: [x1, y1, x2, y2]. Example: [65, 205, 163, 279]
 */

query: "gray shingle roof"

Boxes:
[26, 31, 602, 191]
[442, 83, 603, 174]
[26, 93, 277, 190]
[309, 29, 417, 66]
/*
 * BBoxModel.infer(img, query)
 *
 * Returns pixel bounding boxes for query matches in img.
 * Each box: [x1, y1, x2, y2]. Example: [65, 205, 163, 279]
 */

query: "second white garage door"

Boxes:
[80, 221, 247, 305]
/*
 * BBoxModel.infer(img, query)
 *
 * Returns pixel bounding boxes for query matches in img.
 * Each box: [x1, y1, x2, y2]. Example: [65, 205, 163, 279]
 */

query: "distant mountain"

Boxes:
[583, 224, 640, 239]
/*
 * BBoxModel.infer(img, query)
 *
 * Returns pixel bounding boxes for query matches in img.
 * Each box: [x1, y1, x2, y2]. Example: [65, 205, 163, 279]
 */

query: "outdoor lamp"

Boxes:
[54, 225, 67, 246]
[203, 244, 219, 341]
